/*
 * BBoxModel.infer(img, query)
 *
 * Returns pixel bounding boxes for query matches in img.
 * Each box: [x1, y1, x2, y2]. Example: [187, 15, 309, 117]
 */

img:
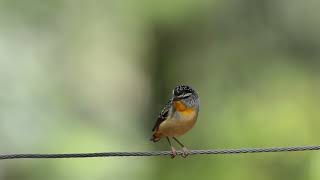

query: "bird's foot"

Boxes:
[170, 147, 177, 159]
[181, 147, 190, 158]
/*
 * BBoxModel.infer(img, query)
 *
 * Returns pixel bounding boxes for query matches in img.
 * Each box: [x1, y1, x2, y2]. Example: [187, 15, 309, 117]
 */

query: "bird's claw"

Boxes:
[170, 147, 177, 159]
[181, 147, 189, 158]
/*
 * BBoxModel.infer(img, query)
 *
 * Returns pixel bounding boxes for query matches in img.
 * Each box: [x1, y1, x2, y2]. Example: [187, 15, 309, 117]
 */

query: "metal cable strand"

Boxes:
[1, 145, 320, 160]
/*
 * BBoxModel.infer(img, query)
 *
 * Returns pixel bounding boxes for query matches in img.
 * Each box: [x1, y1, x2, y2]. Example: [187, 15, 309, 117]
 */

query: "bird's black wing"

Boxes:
[152, 98, 172, 132]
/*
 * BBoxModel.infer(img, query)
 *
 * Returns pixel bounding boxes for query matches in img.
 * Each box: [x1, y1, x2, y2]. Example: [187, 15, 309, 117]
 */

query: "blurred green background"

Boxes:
[1, 0, 320, 180]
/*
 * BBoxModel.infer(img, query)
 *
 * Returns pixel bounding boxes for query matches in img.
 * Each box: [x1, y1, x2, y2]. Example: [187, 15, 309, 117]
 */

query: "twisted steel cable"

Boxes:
[1, 145, 320, 160]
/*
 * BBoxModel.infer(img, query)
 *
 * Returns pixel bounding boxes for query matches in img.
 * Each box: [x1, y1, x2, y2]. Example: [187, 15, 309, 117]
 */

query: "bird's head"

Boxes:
[172, 85, 198, 101]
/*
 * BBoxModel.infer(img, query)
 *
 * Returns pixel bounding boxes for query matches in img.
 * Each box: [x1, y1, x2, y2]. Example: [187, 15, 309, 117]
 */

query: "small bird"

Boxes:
[150, 85, 200, 158]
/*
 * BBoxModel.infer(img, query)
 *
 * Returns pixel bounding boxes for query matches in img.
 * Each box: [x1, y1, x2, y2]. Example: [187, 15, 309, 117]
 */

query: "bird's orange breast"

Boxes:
[173, 101, 195, 116]
[153, 100, 198, 138]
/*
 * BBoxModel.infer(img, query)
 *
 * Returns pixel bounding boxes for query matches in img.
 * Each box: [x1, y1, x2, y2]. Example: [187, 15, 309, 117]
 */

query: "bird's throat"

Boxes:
[173, 101, 187, 111]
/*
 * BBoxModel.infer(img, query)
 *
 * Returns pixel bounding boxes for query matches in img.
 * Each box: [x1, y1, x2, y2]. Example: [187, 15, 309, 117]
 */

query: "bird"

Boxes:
[150, 85, 200, 158]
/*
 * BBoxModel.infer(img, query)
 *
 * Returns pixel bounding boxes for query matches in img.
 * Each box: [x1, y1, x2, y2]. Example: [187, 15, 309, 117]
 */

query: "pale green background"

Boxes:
[1, 0, 320, 180]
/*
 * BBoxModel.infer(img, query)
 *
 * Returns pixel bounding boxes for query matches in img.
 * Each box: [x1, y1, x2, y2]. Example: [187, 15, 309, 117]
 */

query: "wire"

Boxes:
[1, 145, 320, 160]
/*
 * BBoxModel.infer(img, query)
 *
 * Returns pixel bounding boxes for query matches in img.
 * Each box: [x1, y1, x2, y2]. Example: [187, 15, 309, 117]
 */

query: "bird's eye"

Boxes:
[174, 89, 182, 96]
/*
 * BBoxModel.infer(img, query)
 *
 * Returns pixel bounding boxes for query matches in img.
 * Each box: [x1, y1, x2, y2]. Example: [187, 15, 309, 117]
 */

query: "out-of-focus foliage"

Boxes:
[0, 0, 320, 180]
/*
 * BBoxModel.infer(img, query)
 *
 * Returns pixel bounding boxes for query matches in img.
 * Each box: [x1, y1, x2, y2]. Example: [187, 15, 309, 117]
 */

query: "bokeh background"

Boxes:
[1, 0, 320, 180]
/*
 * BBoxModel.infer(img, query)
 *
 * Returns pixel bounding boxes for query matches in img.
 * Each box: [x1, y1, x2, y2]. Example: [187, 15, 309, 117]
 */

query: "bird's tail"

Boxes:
[150, 133, 161, 142]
